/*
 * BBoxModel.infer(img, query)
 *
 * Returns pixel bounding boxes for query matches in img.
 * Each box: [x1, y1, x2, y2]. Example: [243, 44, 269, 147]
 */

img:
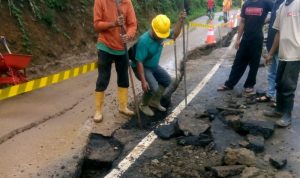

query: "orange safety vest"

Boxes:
[223, 0, 232, 12]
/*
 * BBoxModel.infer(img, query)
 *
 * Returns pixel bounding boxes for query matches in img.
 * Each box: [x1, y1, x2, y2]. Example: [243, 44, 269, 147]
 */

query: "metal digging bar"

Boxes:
[114, 0, 142, 128]
[174, 40, 178, 81]
[182, 0, 188, 106]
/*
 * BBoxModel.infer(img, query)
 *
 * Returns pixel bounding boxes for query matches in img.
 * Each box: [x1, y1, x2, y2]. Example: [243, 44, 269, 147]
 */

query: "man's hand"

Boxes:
[264, 53, 273, 66]
[179, 10, 187, 22]
[141, 80, 150, 92]
[120, 34, 130, 43]
[115, 14, 125, 27]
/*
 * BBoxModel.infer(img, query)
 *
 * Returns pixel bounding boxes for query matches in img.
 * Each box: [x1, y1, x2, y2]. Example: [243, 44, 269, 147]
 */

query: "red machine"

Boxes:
[0, 36, 32, 85]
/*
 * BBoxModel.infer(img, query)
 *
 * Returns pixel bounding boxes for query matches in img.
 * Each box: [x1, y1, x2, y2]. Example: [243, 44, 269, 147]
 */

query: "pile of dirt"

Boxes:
[141, 145, 222, 178]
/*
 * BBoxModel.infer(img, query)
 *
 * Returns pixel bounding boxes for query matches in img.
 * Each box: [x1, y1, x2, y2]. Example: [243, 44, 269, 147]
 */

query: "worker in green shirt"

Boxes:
[131, 12, 186, 116]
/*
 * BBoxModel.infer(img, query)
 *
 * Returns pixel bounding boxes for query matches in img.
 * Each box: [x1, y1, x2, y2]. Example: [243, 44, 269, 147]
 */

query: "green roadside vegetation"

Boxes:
[1, 0, 239, 53]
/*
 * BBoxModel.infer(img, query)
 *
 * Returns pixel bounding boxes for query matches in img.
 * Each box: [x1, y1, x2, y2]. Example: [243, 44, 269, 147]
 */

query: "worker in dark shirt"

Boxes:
[218, 0, 273, 94]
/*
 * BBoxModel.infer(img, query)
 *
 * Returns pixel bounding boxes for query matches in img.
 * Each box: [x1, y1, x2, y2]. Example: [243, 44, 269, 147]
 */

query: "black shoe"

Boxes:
[276, 113, 292, 127]
[263, 110, 283, 118]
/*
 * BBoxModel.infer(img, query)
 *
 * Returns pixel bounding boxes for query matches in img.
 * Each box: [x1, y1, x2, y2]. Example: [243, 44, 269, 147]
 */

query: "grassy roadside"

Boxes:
[0, 0, 239, 60]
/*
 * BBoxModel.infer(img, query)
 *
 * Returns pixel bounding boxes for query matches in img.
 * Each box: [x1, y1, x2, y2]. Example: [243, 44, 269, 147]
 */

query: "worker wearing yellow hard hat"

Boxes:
[151, 15, 172, 38]
[130, 12, 186, 116]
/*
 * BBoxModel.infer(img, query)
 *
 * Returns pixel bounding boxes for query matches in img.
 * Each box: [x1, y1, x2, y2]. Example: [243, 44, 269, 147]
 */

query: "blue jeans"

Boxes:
[267, 53, 279, 99]
[144, 65, 171, 93]
[133, 65, 171, 94]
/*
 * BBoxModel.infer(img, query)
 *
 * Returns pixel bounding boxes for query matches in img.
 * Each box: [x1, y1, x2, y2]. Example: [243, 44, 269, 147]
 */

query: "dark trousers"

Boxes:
[223, 11, 229, 23]
[95, 50, 129, 92]
[225, 39, 263, 89]
[276, 60, 300, 114]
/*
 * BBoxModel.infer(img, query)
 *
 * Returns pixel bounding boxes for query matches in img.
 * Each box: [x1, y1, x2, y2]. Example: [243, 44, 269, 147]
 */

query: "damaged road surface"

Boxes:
[79, 29, 299, 177]
[0, 13, 234, 178]
[1, 12, 299, 178]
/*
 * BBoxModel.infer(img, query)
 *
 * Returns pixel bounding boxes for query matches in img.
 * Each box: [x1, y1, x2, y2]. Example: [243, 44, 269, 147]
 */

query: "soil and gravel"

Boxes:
[77, 29, 299, 178]
[1, 8, 299, 177]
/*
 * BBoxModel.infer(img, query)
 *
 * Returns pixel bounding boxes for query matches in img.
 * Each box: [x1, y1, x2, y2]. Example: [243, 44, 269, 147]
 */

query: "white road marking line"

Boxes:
[104, 35, 237, 178]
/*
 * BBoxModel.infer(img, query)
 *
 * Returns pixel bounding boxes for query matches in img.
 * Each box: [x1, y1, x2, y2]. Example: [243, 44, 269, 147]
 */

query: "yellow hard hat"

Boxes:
[151, 14, 171, 39]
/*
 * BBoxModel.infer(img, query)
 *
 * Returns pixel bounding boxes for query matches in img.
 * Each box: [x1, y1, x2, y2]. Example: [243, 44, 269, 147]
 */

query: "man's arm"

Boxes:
[264, 31, 279, 65]
[125, 0, 137, 40]
[264, 3, 281, 65]
[235, 18, 245, 49]
[135, 40, 150, 92]
[137, 62, 150, 92]
[93, 0, 125, 32]
[172, 11, 186, 39]
[94, 1, 116, 32]
[269, 31, 280, 56]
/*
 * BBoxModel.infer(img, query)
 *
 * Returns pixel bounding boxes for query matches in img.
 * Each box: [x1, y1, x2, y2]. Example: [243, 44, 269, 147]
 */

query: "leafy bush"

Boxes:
[44, 0, 69, 11]
[41, 9, 55, 26]
[1, 0, 240, 52]
[132, 0, 209, 33]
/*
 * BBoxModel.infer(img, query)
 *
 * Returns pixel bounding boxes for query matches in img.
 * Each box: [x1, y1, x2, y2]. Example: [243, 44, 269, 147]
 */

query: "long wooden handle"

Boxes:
[114, 0, 142, 128]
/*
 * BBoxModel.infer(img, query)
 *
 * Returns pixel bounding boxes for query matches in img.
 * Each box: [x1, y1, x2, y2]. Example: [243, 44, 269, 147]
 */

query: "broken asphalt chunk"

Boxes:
[154, 121, 183, 140]
[178, 117, 210, 136]
[177, 134, 213, 147]
[85, 133, 123, 163]
[217, 107, 244, 115]
[240, 119, 275, 139]
[270, 156, 287, 169]
[224, 115, 241, 131]
[205, 108, 219, 121]
[246, 134, 265, 153]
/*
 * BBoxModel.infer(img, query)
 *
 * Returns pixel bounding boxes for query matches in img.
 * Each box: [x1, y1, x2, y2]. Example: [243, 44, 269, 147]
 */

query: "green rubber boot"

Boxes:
[149, 86, 166, 112]
[139, 92, 154, 117]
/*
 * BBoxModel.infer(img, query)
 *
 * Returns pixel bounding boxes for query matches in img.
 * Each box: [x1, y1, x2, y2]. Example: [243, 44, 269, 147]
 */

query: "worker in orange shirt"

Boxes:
[223, 0, 232, 23]
[93, 0, 137, 123]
